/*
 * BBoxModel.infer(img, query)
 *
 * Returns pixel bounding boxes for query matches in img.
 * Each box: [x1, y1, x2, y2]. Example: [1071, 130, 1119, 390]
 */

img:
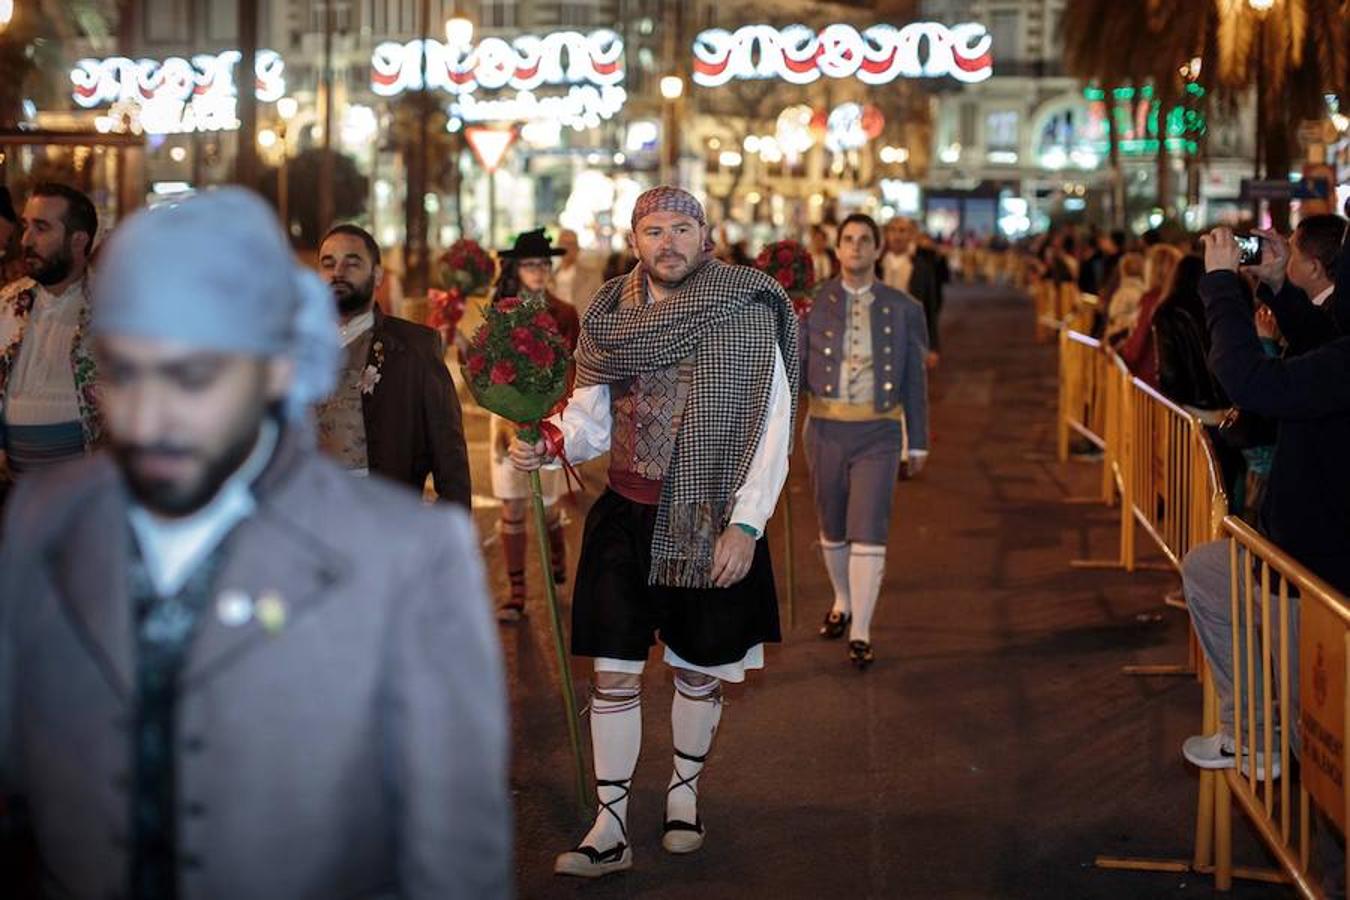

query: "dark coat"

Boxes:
[0, 429, 511, 898]
[1202, 270, 1350, 593]
[801, 279, 930, 450]
[362, 310, 471, 506]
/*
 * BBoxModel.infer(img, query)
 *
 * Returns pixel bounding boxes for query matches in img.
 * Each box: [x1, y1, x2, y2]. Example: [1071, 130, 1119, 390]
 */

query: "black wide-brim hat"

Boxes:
[499, 227, 565, 259]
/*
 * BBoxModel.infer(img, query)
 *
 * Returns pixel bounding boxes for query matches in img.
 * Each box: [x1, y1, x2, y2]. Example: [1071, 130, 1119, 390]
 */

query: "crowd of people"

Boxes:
[6, 168, 1344, 893]
[1028, 210, 1350, 815]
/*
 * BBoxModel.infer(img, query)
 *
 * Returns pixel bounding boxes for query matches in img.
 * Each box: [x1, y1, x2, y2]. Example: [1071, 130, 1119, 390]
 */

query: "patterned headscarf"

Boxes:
[631, 186, 707, 231]
[93, 188, 339, 421]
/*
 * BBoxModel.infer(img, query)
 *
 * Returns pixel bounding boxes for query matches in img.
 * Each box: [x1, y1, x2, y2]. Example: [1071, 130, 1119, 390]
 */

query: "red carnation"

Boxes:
[527, 341, 556, 368]
[775, 269, 795, 289]
[490, 360, 517, 385]
[776, 247, 795, 265]
[510, 326, 534, 352]
[472, 327, 489, 348]
[497, 296, 521, 312]
[467, 352, 487, 377]
[533, 311, 559, 332]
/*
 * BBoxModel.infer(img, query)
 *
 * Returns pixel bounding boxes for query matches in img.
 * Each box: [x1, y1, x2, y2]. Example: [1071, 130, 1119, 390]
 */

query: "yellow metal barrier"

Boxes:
[1210, 516, 1350, 897]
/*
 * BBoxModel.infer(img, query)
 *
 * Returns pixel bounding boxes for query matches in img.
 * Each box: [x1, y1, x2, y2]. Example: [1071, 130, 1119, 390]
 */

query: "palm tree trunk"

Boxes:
[1153, 87, 1172, 216]
[1107, 96, 1125, 229]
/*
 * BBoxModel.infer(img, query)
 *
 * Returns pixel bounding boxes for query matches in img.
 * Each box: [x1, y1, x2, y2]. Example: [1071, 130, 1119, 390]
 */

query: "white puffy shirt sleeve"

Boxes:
[543, 383, 611, 466]
[730, 348, 791, 536]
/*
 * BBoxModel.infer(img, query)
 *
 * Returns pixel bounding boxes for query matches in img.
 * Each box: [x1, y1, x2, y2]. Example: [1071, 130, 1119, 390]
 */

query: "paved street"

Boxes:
[470, 282, 1279, 899]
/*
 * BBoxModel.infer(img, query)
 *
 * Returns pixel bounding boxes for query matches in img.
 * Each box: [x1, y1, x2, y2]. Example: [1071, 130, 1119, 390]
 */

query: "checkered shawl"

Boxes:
[576, 258, 800, 588]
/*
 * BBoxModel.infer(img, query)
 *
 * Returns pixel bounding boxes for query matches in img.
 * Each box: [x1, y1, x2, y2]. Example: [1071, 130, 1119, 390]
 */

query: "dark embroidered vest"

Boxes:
[128, 532, 233, 900]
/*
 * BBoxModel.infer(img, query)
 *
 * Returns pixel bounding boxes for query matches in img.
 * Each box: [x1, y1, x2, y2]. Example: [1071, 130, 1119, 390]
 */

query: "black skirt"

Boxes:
[570, 489, 781, 667]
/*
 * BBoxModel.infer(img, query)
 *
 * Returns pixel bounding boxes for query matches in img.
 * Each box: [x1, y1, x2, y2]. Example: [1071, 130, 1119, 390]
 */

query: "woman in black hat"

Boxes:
[489, 229, 581, 621]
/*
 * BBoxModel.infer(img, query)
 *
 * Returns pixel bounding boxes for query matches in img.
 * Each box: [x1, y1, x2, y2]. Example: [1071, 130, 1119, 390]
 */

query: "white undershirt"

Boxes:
[545, 348, 792, 536]
[127, 419, 279, 597]
[1312, 285, 1334, 308]
[4, 280, 86, 425]
[339, 310, 375, 347]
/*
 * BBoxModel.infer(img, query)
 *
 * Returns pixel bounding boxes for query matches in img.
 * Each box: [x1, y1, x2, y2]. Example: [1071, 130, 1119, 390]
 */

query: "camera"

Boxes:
[1235, 233, 1263, 266]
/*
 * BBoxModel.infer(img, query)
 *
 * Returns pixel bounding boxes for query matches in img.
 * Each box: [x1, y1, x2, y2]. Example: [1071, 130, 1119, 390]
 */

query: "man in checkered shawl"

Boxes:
[512, 186, 798, 878]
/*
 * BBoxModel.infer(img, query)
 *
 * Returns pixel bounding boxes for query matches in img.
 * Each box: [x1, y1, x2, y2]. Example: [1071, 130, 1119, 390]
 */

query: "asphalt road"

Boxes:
[466, 281, 1283, 899]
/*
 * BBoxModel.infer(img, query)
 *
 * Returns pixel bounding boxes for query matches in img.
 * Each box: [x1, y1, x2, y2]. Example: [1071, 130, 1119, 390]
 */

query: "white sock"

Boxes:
[820, 537, 852, 616]
[666, 675, 723, 826]
[848, 544, 887, 643]
[581, 683, 642, 849]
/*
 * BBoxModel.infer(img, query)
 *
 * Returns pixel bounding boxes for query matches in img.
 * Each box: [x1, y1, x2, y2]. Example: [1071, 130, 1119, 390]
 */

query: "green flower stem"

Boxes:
[529, 457, 590, 819]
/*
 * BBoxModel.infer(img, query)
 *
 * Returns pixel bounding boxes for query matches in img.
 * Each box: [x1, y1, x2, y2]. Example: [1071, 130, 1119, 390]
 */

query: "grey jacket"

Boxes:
[0, 430, 511, 899]
[801, 278, 930, 450]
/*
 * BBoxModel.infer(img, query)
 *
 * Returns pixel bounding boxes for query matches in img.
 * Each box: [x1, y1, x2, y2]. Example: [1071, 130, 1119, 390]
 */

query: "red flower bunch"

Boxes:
[462, 296, 571, 424]
[438, 238, 496, 295]
[755, 239, 817, 319]
[427, 287, 468, 331]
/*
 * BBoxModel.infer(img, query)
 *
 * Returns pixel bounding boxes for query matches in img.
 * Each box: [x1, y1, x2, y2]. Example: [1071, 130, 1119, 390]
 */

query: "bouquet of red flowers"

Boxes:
[463, 296, 571, 429]
[756, 239, 817, 319]
[438, 238, 496, 294]
[430, 238, 496, 333]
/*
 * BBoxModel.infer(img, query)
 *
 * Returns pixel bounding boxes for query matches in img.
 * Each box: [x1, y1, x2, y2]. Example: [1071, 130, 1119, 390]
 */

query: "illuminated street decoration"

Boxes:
[71, 50, 286, 135]
[692, 22, 993, 88]
[824, 102, 885, 153]
[371, 29, 625, 131]
[1082, 84, 1206, 156]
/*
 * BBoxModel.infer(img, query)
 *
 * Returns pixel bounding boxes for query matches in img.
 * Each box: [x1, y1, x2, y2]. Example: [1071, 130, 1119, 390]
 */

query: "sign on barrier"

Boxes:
[1300, 601, 1347, 831]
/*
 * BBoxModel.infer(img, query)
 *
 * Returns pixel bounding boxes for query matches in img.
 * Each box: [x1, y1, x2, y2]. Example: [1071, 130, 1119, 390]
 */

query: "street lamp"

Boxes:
[660, 75, 685, 185]
[446, 16, 474, 46]
[275, 97, 298, 240]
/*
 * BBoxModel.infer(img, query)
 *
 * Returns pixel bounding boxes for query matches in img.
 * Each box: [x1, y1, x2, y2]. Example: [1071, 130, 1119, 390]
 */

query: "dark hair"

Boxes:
[1293, 214, 1347, 277]
[322, 223, 381, 267]
[492, 259, 521, 303]
[0, 186, 15, 225]
[31, 183, 97, 244]
[837, 213, 880, 247]
[1160, 253, 1207, 320]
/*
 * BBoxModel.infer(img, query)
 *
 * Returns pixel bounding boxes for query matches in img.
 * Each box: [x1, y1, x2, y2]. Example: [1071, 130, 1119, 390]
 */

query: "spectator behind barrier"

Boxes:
[1104, 252, 1147, 344]
[1119, 244, 1185, 384]
[1242, 215, 1347, 357]
[1178, 220, 1350, 778]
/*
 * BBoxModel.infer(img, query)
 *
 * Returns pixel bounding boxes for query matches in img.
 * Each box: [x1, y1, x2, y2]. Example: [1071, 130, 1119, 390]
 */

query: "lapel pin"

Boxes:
[256, 591, 288, 634]
[216, 589, 254, 628]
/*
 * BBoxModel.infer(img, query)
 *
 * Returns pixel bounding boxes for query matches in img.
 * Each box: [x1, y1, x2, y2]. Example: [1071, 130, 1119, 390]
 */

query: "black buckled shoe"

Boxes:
[819, 610, 850, 640]
[848, 639, 874, 670]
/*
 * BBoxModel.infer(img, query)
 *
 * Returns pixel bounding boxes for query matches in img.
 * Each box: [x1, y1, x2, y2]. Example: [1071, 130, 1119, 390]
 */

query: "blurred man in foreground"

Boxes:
[0, 188, 510, 899]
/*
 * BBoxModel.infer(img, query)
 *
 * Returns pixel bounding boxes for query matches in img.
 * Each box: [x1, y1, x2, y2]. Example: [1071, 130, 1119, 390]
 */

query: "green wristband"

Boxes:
[734, 522, 760, 539]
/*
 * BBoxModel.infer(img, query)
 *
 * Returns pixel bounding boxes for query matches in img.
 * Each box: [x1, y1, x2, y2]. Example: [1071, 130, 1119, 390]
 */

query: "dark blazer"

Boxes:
[362, 310, 471, 506]
[801, 278, 930, 450]
[1202, 270, 1350, 593]
[0, 429, 511, 898]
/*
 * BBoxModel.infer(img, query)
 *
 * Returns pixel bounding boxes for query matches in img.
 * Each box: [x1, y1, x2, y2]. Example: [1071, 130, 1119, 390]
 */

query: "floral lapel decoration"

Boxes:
[0, 285, 37, 392]
[360, 339, 385, 395]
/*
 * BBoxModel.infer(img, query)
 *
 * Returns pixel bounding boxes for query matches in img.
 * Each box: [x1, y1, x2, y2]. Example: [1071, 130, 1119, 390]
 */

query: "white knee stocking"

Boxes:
[581, 682, 642, 849]
[848, 543, 887, 643]
[666, 674, 723, 826]
[820, 537, 852, 616]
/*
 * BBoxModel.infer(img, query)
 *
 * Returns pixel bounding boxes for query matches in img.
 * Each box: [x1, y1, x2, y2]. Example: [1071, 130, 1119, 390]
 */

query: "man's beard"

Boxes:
[645, 249, 706, 289]
[25, 244, 74, 287]
[332, 274, 376, 317]
[114, 412, 266, 518]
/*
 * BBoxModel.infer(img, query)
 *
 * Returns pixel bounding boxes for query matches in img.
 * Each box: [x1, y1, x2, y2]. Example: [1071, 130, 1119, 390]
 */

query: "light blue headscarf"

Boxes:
[92, 187, 339, 419]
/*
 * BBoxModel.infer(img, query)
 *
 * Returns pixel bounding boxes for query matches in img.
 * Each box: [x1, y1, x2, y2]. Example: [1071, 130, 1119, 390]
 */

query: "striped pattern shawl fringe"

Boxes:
[576, 258, 801, 588]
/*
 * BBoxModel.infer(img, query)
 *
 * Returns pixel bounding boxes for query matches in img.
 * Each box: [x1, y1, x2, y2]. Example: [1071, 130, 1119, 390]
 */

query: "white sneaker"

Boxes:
[1182, 732, 1282, 780]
